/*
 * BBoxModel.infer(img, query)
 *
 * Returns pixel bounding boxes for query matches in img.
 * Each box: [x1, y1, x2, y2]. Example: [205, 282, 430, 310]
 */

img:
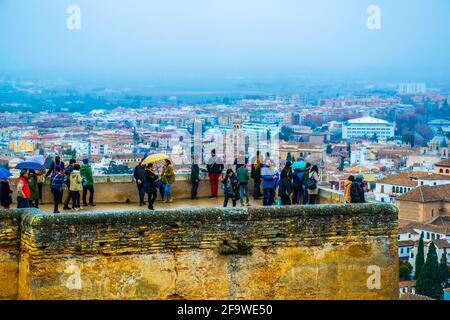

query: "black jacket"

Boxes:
[278, 177, 292, 197]
[350, 179, 366, 203]
[0, 181, 13, 207]
[190, 164, 200, 183]
[206, 156, 224, 175]
[145, 170, 158, 193]
[251, 164, 261, 180]
[134, 165, 147, 182]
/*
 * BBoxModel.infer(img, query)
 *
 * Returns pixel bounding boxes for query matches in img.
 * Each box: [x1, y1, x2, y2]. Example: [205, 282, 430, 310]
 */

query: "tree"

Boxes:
[439, 248, 449, 289]
[416, 242, 444, 300]
[280, 126, 294, 141]
[415, 232, 425, 280]
[399, 262, 413, 281]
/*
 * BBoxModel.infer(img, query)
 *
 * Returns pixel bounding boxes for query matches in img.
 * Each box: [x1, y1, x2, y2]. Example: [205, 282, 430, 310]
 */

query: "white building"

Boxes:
[398, 83, 427, 95]
[342, 117, 395, 140]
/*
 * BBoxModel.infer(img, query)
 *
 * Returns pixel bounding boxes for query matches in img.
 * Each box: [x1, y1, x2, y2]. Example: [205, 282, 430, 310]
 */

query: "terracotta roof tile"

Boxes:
[396, 184, 450, 203]
[435, 158, 450, 167]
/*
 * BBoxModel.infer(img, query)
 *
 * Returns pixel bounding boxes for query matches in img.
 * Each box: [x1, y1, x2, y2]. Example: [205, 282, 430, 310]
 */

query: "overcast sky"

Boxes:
[0, 0, 449, 85]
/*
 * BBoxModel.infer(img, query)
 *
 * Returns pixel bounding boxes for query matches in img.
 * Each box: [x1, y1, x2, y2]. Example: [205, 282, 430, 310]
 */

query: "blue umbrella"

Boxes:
[0, 168, 12, 179]
[15, 162, 45, 170]
[292, 161, 306, 170]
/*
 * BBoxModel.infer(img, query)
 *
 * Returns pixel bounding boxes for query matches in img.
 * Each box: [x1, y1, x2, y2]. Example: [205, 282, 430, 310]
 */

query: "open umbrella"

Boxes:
[292, 161, 306, 170]
[142, 153, 170, 165]
[15, 162, 45, 170]
[0, 168, 12, 179]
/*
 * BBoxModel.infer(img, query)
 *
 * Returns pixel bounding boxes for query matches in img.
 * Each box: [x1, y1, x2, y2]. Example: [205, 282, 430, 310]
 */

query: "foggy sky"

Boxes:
[0, 0, 449, 84]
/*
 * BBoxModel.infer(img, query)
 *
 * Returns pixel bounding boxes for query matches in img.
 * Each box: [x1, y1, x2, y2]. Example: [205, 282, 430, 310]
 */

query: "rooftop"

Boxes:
[347, 117, 391, 125]
[396, 184, 450, 203]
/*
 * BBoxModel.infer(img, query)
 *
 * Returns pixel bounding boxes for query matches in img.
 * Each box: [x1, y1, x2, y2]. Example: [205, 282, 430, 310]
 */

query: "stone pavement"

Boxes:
[38, 196, 260, 214]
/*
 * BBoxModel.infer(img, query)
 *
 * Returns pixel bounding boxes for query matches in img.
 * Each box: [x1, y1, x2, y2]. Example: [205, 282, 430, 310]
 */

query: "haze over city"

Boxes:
[1, 0, 450, 89]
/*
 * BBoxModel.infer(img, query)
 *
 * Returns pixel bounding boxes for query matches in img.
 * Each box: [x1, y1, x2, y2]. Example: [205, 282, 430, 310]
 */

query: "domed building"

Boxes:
[420, 128, 449, 159]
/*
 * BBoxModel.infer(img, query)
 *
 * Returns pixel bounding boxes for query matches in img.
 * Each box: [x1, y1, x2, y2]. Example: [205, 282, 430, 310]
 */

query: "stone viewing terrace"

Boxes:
[1, 174, 399, 300]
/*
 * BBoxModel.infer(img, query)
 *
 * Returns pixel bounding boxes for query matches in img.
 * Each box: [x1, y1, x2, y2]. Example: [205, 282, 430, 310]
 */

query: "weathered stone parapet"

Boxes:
[0, 203, 400, 300]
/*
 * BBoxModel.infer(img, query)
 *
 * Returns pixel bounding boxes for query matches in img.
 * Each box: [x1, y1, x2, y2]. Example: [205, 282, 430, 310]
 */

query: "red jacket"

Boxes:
[18, 176, 30, 199]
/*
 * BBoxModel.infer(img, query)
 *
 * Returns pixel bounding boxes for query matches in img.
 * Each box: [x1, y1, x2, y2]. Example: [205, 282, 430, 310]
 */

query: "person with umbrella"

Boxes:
[16, 169, 30, 208]
[0, 168, 13, 209]
[144, 163, 158, 210]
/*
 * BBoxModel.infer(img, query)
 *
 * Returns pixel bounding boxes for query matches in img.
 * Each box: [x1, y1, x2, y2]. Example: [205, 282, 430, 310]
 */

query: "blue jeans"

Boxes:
[164, 183, 172, 198]
[17, 196, 30, 209]
[239, 183, 249, 205]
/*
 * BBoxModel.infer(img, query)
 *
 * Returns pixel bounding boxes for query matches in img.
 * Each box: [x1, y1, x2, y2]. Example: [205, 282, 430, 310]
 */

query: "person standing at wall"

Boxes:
[344, 175, 355, 204]
[161, 159, 175, 203]
[45, 156, 65, 179]
[80, 158, 95, 207]
[261, 160, 277, 206]
[190, 156, 200, 200]
[236, 160, 250, 206]
[16, 170, 30, 208]
[0, 177, 13, 209]
[28, 170, 40, 208]
[133, 161, 147, 206]
[69, 164, 83, 211]
[63, 159, 76, 210]
[222, 169, 239, 207]
[251, 151, 262, 200]
[36, 169, 45, 204]
[278, 170, 292, 205]
[350, 174, 366, 204]
[145, 163, 158, 210]
[50, 170, 65, 213]
[302, 163, 311, 204]
[306, 165, 320, 205]
[206, 149, 224, 199]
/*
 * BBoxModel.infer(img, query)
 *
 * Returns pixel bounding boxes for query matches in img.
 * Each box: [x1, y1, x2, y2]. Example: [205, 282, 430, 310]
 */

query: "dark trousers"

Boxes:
[263, 188, 275, 206]
[280, 194, 291, 205]
[64, 189, 72, 208]
[302, 188, 309, 204]
[159, 184, 165, 200]
[17, 196, 30, 209]
[253, 179, 262, 199]
[71, 191, 80, 209]
[37, 183, 43, 202]
[82, 185, 94, 205]
[292, 187, 301, 204]
[137, 183, 146, 205]
[147, 191, 157, 210]
[308, 194, 317, 205]
[51, 188, 61, 213]
[223, 193, 236, 207]
[209, 173, 221, 197]
[191, 181, 199, 199]
[32, 199, 39, 208]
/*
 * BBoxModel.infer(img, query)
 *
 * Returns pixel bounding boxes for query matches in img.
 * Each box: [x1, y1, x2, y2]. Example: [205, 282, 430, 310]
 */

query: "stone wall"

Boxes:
[1, 202, 399, 300]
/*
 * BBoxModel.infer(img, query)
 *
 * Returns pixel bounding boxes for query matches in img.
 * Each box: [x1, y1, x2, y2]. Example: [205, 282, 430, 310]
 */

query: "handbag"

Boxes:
[305, 177, 317, 190]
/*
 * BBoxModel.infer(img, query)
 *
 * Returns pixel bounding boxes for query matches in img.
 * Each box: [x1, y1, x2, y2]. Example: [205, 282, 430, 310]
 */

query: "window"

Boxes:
[408, 234, 411, 239]
[427, 232, 430, 240]
[381, 185, 385, 193]
[440, 169, 444, 173]
[437, 234, 440, 240]
[400, 248, 404, 254]
[411, 253, 414, 258]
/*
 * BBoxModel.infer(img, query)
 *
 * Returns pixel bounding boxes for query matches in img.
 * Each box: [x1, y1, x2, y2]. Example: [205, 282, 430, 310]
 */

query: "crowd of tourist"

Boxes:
[0, 150, 366, 213]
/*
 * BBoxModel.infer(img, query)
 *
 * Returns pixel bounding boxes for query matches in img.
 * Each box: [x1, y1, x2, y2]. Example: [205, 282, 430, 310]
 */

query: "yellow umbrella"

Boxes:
[142, 153, 170, 165]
